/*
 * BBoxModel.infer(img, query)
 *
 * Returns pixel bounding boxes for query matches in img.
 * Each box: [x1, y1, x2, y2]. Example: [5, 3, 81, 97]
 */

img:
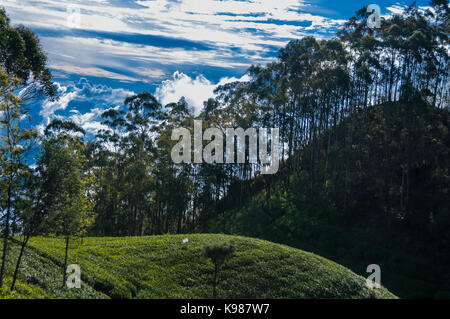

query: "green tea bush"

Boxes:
[0, 234, 396, 299]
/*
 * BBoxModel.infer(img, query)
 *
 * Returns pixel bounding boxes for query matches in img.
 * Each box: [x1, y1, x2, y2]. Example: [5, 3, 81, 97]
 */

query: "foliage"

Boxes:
[0, 1, 448, 299]
[202, 241, 235, 298]
[0, 7, 56, 289]
[212, 102, 449, 298]
[0, 235, 395, 299]
[78, 1, 449, 241]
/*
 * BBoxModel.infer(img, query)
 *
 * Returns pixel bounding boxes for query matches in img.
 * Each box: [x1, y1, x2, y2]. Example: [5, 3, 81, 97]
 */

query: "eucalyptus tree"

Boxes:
[10, 167, 45, 291]
[152, 97, 194, 233]
[0, 9, 56, 100]
[0, 70, 37, 288]
[117, 93, 160, 235]
[0, 9, 56, 288]
[92, 108, 128, 235]
[38, 120, 95, 287]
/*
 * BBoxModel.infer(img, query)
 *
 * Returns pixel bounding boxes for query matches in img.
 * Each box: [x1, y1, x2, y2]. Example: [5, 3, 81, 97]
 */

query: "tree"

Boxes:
[0, 8, 56, 289]
[202, 242, 234, 298]
[0, 9, 56, 99]
[10, 168, 45, 291]
[0, 69, 38, 288]
[38, 121, 95, 287]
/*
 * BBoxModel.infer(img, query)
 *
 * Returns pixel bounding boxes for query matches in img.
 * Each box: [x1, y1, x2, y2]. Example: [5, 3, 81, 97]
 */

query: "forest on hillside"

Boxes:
[0, 1, 449, 298]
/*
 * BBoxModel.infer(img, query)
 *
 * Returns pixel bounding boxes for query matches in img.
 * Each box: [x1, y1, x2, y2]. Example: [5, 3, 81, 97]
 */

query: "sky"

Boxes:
[0, 0, 431, 135]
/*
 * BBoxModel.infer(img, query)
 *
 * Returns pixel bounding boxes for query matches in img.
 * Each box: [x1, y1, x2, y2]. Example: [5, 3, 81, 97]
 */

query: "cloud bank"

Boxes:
[1, 0, 348, 84]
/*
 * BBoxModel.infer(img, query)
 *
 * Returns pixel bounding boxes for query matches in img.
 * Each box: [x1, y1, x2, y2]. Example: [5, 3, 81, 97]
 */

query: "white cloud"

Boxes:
[155, 71, 249, 115]
[385, 5, 406, 15]
[40, 82, 77, 121]
[385, 4, 435, 17]
[39, 78, 134, 135]
[50, 63, 147, 83]
[38, 71, 247, 135]
[1, 0, 346, 78]
[132, 67, 166, 79]
[69, 107, 112, 134]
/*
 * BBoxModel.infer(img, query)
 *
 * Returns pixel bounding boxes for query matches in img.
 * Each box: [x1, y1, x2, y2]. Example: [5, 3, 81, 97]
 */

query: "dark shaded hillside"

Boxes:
[211, 101, 450, 298]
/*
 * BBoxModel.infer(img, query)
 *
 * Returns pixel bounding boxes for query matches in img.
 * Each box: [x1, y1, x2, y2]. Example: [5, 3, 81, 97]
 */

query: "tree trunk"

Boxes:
[62, 236, 70, 288]
[213, 263, 218, 299]
[0, 184, 12, 288]
[11, 235, 30, 291]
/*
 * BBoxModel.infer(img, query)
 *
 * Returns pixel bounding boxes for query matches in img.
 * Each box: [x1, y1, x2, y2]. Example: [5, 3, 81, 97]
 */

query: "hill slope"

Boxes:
[0, 234, 395, 299]
[211, 102, 449, 298]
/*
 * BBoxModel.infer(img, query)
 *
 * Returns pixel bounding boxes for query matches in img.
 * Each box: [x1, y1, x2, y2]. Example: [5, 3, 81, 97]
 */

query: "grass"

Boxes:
[0, 234, 396, 299]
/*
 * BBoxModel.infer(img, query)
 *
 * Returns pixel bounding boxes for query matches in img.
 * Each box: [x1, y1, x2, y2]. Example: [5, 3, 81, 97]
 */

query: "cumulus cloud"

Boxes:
[155, 71, 250, 115]
[39, 78, 134, 135]
[37, 71, 248, 137]
[68, 107, 115, 134]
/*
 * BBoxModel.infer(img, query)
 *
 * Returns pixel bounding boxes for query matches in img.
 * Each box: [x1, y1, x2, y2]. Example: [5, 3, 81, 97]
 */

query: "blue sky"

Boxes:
[1, 0, 431, 134]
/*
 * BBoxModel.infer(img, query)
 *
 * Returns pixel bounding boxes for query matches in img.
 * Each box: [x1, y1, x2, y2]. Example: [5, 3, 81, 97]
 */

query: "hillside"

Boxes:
[1, 1, 448, 301]
[0, 234, 395, 299]
[211, 102, 450, 299]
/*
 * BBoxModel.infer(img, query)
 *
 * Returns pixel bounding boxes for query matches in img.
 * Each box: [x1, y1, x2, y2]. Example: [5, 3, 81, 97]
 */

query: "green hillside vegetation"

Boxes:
[0, 2, 448, 299]
[0, 234, 395, 299]
[212, 102, 449, 299]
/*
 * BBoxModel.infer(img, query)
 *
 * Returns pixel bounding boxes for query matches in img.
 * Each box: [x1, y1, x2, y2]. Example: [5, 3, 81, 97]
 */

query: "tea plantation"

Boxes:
[0, 234, 396, 299]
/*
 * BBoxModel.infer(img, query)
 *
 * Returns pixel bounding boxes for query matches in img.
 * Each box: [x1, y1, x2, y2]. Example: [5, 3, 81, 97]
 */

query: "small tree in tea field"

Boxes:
[202, 241, 234, 298]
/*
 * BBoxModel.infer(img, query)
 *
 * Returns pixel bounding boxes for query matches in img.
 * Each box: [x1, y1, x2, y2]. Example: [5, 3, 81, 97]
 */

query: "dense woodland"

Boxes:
[0, 1, 449, 297]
